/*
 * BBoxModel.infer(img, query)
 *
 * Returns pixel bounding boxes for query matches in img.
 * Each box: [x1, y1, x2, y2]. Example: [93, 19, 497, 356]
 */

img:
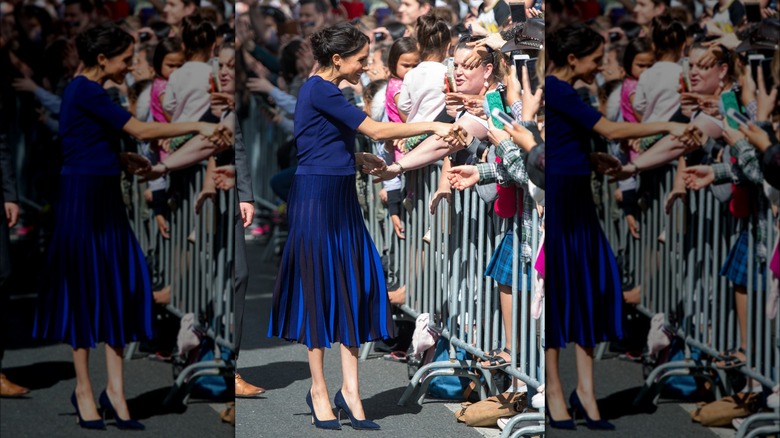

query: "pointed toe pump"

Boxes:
[99, 390, 145, 430]
[70, 391, 106, 430]
[569, 390, 615, 430]
[334, 390, 380, 430]
[545, 406, 576, 430]
[305, 391, 341, 430]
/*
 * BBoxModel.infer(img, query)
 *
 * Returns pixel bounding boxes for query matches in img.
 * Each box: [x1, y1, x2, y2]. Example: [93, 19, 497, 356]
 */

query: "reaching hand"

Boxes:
[667, 122, 689, 139]
[123, 152, 152, 175]
[247, 77, 274, 94]
[194, 188, 217, 215]
[213, 165, 236, 191]
[590, 152, 621, 175]
[210, 92, 235, 112]
[664, 188, 687, 214]
[739, 122, 773, 151]
[520, 65, 543, 120]
[447, 165, 480, 190]
[503, 122, 536, 152]
[461, 45, 488, 69]
[360, 153, 388, 176]
[391, 215, 405, 240]
[756, 67, 779, 121]
[682, 165, 715, 190]
[486, 124, 511, 146]
[722, 127, 746, 147]
[11, 77, 37, 93]
[626, 214, 640, 239]
[429, 189, 451, 215]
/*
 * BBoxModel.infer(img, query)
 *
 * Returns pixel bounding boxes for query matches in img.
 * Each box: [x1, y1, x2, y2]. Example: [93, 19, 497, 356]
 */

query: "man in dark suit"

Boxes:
[0, 130, 30, 397]
[232, 124, 266, 397]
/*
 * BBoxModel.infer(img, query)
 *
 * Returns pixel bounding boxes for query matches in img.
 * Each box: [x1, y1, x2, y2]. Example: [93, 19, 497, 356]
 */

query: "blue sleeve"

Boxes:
[78, 82, 132, 130]
[33, 87, 62, 115]
[312, 83, 367, 131]
[269, 87, 297, 114]
[547, 78, 602, 130]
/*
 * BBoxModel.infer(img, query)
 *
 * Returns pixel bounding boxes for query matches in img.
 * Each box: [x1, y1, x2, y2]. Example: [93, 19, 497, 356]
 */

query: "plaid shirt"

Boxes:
[476, 138, 537, 263]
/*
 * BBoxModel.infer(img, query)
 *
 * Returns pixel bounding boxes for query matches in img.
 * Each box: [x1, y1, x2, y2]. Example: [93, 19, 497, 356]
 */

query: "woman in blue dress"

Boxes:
[545, 24, 688, 430]
[32, 24, 228, 430]
[267, 22, 463, 430]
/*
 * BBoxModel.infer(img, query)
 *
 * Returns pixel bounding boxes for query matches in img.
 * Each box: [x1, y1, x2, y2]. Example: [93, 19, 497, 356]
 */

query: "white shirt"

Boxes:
[397, 61, 447, 123]
[633, 61, 682, 123]
[163, 61, 213, 122]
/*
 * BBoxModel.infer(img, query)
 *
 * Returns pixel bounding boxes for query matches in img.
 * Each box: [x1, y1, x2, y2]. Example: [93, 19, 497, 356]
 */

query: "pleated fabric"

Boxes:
[33, 174, 153, 349]
[546, 174, 623, 349]
[268, 173, 393, 349]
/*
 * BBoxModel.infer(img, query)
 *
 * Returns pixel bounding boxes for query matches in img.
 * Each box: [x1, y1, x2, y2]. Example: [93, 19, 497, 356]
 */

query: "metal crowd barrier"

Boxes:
[127, 163, 236, 406]
[595, 165, 779, 437]
[357, 163, 545, 438]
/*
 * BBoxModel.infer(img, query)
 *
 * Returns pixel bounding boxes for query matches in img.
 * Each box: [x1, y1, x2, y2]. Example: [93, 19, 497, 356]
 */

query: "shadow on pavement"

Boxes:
[599, 386, 659, 420]
[1, 361, 75, 390]
[363, 386, 423, 420]
[240, 360, 310, 391]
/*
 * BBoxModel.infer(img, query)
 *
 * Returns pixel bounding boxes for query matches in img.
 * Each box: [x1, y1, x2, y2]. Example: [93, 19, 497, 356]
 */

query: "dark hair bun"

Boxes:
[75, 23, 134, 67]
[547, 24, 604, 67]
[310, 22, 369, 67]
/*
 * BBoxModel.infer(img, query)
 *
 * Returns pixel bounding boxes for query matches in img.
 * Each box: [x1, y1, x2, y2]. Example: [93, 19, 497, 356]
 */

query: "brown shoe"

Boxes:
[0, 373, 30, 397]
[235, 373, 265, 398]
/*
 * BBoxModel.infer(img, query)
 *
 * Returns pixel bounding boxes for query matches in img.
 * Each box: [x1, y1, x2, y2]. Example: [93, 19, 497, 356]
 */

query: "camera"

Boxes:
[374, 32, 386, 42]
[139, 31, 151, 43]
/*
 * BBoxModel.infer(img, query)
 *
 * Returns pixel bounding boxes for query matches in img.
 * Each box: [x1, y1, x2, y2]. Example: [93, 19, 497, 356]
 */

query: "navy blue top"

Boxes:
[294, 75, 368, 176]
[546, 75, 603, 176]
[59, 76, 133, 176]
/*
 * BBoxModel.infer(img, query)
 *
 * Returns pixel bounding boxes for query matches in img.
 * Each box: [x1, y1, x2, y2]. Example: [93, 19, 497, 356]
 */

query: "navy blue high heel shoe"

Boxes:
[305, 391, 341, 430]
[99, 390, 145, 430]
[70, 391, 106, 430]
[569, 390, 615, 430]
[545, 406, 576, 430]
[333, 390, 380, 430]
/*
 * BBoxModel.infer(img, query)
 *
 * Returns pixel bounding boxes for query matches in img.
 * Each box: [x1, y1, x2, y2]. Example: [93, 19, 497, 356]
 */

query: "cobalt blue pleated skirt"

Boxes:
[546, 173, 623, 349]
[268, 171, 393, 349]
[32, 173, 153, 349]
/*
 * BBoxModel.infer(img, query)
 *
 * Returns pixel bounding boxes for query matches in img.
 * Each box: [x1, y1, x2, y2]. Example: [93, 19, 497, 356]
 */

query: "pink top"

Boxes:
[620, 77, 639, 124]
[150, 77, 169, 123]
[385, 77, 403, 123]
[534, 242, 544, 278]
[771, 240, 779, 278]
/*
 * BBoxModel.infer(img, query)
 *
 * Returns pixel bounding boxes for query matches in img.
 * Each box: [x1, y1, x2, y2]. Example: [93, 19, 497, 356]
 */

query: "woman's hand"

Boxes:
[213, 165, 236, 191]
[194, 187, 217, 215]
[756, 66, 779, 121]
[590, 152, 622, 175]
[666, 122, 689, 139]
[247, 77, 274, 94]
[486, 123, 511, 146]
[520, 65, 543, 121]
[461, 45, 488, 69]
[682, 165, 715, 190]
[139, 163, 167, 182]
[434, 123, 468, 148]
[122, 152, 152, 175]
[155, 214, 170, 239]
[447, 165, 480, 190]
[722, 127, 746, 146]
[739, 122, 773, 151]
[429, 188, 452, 214]
[664, 188, 687, 214]
[391, 215, 405, 239]
[210, 92, 235, 113]
[503, 122, 536, 152]
[359, 152, 387, 173]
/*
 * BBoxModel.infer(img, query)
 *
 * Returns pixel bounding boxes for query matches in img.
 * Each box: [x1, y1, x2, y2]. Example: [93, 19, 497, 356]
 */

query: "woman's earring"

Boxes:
[484, 80, 490, 88]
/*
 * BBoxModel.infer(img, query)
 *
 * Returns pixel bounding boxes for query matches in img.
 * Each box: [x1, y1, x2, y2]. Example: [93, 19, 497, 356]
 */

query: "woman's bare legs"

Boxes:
[72, 348, 101, 421]
[544, 347, 572, 420]
[339, 344, 367, 420]
[307, 347, 337, 421]
[480, 284, 514, 367]
[105, 345, 132, 419]
[574, 344, 603, 420]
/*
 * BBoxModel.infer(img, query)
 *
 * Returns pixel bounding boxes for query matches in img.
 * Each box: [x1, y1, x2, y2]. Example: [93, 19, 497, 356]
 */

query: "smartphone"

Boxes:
[446, 57, 457, 93]
[524, 58, 539, 92]
[745, 1, 761, 22]
[510, 2, 526, 23]
[719, 91, 742, 129]
[761, 59, 775, 92]
[748, 54, 765, 89]
[484, 89, 507, 129]
[512, 53, 529, 89]
[726, 108, 749, 128]
[681, 57, 692, 92]
[491, 107, 515, 127]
